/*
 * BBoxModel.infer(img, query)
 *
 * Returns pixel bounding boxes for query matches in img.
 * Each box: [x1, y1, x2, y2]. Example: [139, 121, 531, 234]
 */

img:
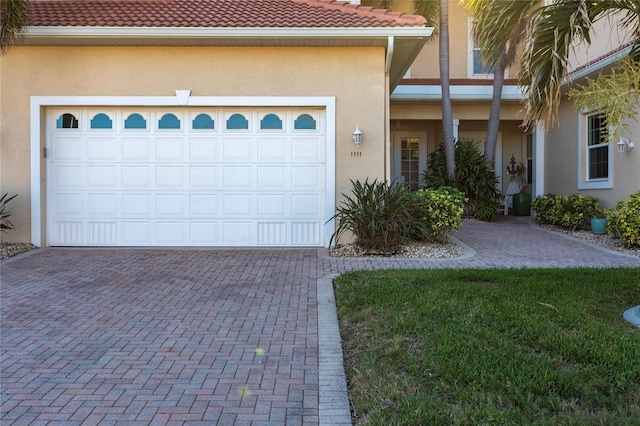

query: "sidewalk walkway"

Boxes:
[1, 217, 638, 425]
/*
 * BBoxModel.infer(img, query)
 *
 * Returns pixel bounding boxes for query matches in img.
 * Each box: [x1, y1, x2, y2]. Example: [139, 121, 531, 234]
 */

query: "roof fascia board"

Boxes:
[564, 45, 632, 84]
[391, 84, 524, 101]
[24, 26, 434, 39]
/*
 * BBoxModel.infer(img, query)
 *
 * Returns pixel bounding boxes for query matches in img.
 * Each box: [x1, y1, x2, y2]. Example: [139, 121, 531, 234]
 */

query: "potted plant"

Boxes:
[509, 162, 530, 216]
[588, 205, 608, 234]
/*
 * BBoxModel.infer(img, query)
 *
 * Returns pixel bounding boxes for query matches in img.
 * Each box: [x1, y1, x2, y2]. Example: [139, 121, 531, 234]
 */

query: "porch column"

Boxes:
[532, 121, 545, 198]
[453, 119, 460, 142]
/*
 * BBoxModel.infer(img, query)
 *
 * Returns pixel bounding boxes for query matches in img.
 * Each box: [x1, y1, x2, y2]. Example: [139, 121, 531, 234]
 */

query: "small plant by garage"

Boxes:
[0, 193, 17, 236]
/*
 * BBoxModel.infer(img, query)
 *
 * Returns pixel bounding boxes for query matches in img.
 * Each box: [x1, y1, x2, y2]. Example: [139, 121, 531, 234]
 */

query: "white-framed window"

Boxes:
[578, 111, 613, 189]
[468, 19, 501, 78]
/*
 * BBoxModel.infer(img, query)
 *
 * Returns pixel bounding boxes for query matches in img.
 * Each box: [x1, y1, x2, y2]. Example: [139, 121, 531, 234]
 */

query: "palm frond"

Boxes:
[0, 0, 29, 55]
[413, 0, 439, 36]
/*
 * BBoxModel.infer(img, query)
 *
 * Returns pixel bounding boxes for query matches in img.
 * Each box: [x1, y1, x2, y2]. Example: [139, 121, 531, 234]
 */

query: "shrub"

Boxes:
[531, 193, 601, 231]
[411, 186, 466, 242]
[329, 179, 414, 254]
[606, 191, 640, 247]
[422, 139, 501, 221]
[0, 193, 17, 233]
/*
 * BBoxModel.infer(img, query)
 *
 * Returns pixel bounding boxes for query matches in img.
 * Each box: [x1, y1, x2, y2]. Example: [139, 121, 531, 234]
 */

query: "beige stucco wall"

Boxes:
[545, 97, 640, 208]
[0, 45, 387, 244]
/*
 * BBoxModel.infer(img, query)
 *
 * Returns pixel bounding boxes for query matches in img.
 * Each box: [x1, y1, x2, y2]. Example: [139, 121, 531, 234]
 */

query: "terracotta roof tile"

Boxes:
[27, 0, 428, 28]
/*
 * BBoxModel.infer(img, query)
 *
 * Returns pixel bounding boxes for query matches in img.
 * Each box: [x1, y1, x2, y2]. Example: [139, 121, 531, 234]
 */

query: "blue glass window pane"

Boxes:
[158, 113, 181, 129]
[192, 113, 215, 130]
[124, 113, 147, 129]
[56, 113, 79, 129]
[294, 114, 316, 130]
[473, 50, 494, 74]
[227, 113, 248, 130]
[90, 113, 113, 129]
[260, 114, 283, 130]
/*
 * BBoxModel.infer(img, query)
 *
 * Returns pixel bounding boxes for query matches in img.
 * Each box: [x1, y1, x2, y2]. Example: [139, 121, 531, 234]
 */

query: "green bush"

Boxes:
[329, 179, 414, 254]
[531, 193, 601, 231]
[0, 193, 17, 233]
[411, 186, 466, 242]
[606, 191, 640, 247]
[422, 139, 501, 221]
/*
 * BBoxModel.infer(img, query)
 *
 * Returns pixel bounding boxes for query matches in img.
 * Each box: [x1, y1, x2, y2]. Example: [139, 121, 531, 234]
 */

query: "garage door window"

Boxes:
[90, 113, 113, 129]
[158, 113, 181, 129]
[56, 113, 79, 129]
[294, 114, 316, 130]
[260, 113, 283, 130]
[124, 113, 147, 129]
[192, 113, 215, 130]
[227, 113, 249, 130]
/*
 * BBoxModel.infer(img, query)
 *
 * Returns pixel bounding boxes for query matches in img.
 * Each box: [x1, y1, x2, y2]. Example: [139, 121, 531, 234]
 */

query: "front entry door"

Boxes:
[391, 132, 427, 191]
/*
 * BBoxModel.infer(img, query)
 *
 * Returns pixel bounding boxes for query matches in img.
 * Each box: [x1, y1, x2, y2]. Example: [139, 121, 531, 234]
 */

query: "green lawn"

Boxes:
[335, 268, 640, 425]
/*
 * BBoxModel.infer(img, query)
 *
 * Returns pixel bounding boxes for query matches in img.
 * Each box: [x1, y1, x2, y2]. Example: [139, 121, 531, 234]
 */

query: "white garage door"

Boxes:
[47, 108, 327, 246]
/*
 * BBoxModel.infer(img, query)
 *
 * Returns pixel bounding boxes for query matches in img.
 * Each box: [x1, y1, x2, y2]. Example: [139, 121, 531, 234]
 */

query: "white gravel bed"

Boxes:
[1, 242, 38, 260]
[329, 240, 465, 258]
[540, 225, 640, 258]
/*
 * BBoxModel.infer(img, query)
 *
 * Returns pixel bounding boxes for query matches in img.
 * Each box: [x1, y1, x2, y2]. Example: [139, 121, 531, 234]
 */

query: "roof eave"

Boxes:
[20, 25, 434, 44]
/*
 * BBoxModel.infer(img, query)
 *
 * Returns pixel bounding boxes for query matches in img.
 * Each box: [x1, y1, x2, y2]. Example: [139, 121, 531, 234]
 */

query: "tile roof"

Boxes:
[27, 0, 428, 28]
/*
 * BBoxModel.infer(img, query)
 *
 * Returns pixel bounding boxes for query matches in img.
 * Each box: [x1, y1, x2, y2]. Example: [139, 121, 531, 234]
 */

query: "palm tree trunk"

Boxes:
[484, 49, 507, 169]
[439, 0, 455, 179]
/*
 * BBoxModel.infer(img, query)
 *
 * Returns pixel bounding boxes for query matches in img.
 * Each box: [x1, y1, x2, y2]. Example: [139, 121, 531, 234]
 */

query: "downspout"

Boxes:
[384, 36, 394, 182]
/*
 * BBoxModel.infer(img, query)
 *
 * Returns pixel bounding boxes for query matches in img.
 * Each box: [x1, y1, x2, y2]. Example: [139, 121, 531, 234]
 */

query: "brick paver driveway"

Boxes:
[2, 217, 639, 425]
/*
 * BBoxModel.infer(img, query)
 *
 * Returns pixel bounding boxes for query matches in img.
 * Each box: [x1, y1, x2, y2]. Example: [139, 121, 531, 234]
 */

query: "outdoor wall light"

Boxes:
[617, 137, 635, 153]
[352, 126, 363, 146]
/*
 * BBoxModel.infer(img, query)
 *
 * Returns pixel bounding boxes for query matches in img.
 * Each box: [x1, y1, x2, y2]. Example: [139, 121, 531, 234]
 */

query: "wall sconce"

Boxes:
[352, 126, 363, 146]
[617, 137, 635, 153]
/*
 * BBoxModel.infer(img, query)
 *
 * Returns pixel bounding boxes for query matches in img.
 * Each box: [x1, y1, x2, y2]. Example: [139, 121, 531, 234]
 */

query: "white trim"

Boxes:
[391, 84, 523, 101]
[30, 95, 336, 247]
[24, 26, 434, 39]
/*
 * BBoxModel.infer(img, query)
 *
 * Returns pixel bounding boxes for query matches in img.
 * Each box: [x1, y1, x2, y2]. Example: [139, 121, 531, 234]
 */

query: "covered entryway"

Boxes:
[46, 107, 328, 246]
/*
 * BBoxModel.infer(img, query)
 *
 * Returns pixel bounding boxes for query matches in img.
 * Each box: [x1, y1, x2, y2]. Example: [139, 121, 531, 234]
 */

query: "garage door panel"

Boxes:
[223, 194, 252, 215]
[87, 137, 118, 161]
[190, 194, 219, 216]
[223, 222, 252, 245]
[53, 193, 83, 217]
[156, 138, 185, 161]
[189, 137, 219, 161]
[87, 194, 117, 216]
[291, 166, 322, 188]
[156, 222, 185, 244]
[223, 137, 253, 161]
[189, 166, 218, 188]
[257, 194, 286, 216]
[52, 136, 85, 161]
[52, 165, 84, 189]
[189, 222, 220, 244]
[122, 137, 152, 161]
[48, 107, 327, 247]
[88, 221, 117, 245]
[257, 166, 286, 188]
[88, 165, 118, 188]
[223, 166, 252, 188]
[121, 166, 152, 188]
[122, 194, 152, 216]
[291, 222, 320, 245]
[156, 194, 185, 216]
[155, 166, 184, 188]
[258, 222, 286, 245]
[257, 138, 286, 161]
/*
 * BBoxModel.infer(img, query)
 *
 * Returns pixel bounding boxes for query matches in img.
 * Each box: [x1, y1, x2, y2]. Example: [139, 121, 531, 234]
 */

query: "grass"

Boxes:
[334, 268, 640, 425]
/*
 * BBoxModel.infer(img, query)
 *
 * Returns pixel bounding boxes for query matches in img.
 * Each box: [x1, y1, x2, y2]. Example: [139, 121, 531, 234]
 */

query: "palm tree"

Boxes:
[520, 0, 640, 129]
[0, 0, 29, 55]
[466, 0, 538, 168]
[410, 0, 455, 178]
